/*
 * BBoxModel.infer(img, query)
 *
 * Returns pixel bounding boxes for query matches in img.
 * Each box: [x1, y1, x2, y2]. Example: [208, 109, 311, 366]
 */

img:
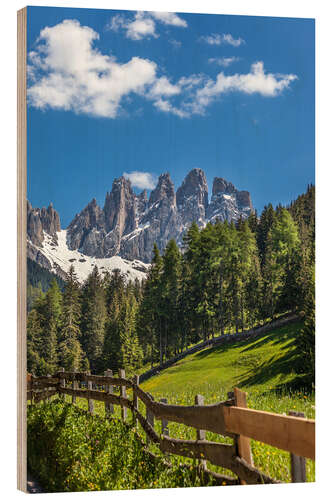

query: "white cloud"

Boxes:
[153, 98, 189, 118]
[107, 11, 187, 41]
[123, 171, 157, 190]
[208, 57, 240, 67]
[191, 61, 298, 114]
[106, 12, 157, 40]
[149, 76, 181, 97]
[150, 11, 187, 28]
[27, 20, 297, 120]
[200, 33, 245, 47]
[27, 19, 157, 117]
[126, 12, 158, 40]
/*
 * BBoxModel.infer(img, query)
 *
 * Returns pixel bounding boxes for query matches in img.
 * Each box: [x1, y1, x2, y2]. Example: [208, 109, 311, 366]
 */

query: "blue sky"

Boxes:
[27, 6, 314, 227]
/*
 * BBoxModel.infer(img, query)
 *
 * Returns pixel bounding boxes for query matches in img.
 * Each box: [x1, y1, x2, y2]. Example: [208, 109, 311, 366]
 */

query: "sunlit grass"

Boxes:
[33, 320, 315, 485]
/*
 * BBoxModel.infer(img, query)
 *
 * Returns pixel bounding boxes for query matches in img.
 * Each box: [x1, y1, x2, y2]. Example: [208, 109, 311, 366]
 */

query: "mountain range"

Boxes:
[27, 168, 253, 282]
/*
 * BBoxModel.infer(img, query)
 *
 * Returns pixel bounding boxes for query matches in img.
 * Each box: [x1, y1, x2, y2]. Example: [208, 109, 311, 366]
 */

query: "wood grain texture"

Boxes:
[234, 388, 253, 484]
[17, 7, 27, 493]
[223, 405, 315, 460]
[289, 411, 307, 482]
[160, 436, 236, 469]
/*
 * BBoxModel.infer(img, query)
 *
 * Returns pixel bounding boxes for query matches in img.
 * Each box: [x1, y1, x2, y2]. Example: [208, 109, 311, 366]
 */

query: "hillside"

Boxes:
[141, 321, 314, 416]
[141, 321, 315, 482]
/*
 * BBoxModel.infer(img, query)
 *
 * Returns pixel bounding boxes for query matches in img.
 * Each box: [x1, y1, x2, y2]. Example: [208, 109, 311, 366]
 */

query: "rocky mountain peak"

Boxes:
[212, 177, 236, 196]
[149, 173, 175, 207]
[176, 168, 209, 235]
[27, 201, 61, 247]
[176, 168, 208, 209]
[28, 168, 254, 272]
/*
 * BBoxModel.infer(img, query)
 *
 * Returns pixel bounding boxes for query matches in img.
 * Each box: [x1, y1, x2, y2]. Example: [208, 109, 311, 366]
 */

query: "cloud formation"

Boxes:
[107, 10, 187, 40]
[200, 33, 245, 47]
[208, 57, 240, 67]
[123, 171, 157, 190]
[27, 20, 297, 120]
[189, 61, 298, 115]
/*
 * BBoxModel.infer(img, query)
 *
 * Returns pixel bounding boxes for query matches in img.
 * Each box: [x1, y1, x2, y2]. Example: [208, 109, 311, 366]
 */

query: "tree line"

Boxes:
[27, 185, 315, 382]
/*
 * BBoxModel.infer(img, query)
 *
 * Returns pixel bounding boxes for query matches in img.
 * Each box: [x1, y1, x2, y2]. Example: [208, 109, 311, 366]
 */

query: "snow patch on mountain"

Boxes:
[30, 229, 149, 283]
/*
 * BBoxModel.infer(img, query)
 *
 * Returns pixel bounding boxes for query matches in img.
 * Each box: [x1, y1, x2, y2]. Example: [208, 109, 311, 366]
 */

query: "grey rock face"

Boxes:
[27, 201, 61, 246]
[206, 177, 253, 223]
[176, 168, 208, 237]
[121, 173, 178, 262]
[28, 169, 254, 266]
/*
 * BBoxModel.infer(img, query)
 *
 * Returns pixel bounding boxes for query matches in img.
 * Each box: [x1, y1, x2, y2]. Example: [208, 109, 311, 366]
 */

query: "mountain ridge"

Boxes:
[27, 168, 253, 281]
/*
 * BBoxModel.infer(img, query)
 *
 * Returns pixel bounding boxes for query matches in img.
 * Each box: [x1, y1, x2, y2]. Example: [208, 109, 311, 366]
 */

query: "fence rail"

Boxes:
[27, 370, 315, 485]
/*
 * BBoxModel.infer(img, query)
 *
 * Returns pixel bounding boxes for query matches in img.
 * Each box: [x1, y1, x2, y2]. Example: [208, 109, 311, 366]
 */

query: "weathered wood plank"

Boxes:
[135, 385, 233, 436]
[233, 388, 253, 484]
[134, 408, 160, 444]
[289, 411, 307, 482]
[119, 369, 127, 421]
[33, 389, 58, 404]
[195, 395, 206, 469]
[231, 456, 280, 485]
[31, 378, 59, 388]
[146, 392, 155, 445]
[160, 436, 236, 470]
[72, 370, 77, 404]
[58, 386, 132, 409]
[56, 371, 133, 388]
[133, 375, 139, 426]
[223, 405, 315, 460]
[104, 369, 114, 416]
[160, 398, 169, 436]
[87, 372, 94, 414]
[59, 367, 65, 401]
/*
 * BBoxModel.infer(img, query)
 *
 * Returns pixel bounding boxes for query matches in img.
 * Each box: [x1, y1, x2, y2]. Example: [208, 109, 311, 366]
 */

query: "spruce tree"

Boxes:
[59, 265, 84, 371]
[80, 266, 106, 372]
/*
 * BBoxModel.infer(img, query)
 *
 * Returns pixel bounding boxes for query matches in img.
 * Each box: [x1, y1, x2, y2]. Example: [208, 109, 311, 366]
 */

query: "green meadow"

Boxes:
[28, 321, 315, 488]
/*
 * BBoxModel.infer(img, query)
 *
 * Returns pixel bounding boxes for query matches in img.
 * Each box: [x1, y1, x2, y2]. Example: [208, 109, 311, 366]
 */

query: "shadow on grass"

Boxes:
[239, 346, 305, 391]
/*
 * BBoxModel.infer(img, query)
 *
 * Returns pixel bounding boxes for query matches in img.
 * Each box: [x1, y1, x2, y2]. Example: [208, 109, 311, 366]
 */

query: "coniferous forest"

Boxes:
[27, 185, 315, 385]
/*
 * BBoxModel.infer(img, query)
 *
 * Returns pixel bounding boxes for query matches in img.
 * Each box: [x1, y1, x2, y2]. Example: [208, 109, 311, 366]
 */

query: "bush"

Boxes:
[27, 400, 213, 492]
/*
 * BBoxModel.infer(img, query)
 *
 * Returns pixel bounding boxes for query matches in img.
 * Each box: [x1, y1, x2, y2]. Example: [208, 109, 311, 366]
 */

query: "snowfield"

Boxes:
[34, 230, 149, 283]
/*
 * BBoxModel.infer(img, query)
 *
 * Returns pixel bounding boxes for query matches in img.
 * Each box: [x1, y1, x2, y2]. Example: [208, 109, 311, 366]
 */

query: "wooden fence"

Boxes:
[27, 370, 315, 486]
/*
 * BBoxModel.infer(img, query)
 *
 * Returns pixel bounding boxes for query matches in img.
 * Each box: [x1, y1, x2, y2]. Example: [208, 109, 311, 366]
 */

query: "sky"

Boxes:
[27, 6, 315, 227]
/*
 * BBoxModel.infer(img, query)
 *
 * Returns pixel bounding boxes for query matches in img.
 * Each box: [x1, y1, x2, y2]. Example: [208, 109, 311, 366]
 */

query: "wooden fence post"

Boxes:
[195, 394, 206, 469]
[59, 367, 65, 401]
[72, 369, 77, 404]
[233, 388, 253, 485]
[133, 375, 139, 426]
[288, 411, 307, 483]
[119, 369, 127, 422]
[87, 371, 94, 415]
[104, 369, 114, 417]
[160, 398, 169, 436]
[46, 374, 51, 402]
[146, 392, 155, 445]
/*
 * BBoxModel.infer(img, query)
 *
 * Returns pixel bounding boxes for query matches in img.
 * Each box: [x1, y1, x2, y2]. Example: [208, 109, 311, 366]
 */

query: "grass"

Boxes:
[27, 401, 220, 492]
[28, 320, 315, 487]
[140, 320, 315, 483]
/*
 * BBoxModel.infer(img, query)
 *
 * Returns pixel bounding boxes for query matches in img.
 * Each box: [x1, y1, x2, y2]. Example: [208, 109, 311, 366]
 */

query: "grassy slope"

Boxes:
[140, 321, 315, 482]
[50, 321, 314, 484]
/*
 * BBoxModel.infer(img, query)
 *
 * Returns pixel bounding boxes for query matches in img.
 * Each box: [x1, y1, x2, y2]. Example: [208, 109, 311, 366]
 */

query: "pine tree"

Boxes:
[58, 266, 84, 371]
[27, 308, 43, 375]
[80, 266, 106, 372]
[161, 239, 181, 357]
[137, 243, 163, 365]
[295, 270, 315, 385]
[119, 294, 143, 373]
[262, 209, 300, 319]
